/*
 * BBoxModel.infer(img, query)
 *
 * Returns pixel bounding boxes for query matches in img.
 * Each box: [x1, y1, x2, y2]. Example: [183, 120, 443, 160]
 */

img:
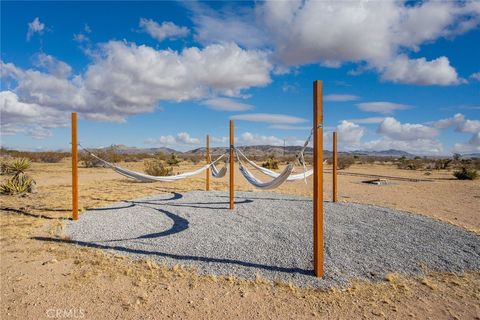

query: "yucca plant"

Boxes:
[0, 158, 36, 195]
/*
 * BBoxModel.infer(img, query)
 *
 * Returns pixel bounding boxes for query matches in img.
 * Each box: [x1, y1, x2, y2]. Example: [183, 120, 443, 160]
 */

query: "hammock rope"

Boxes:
[78, 144, 227, 182]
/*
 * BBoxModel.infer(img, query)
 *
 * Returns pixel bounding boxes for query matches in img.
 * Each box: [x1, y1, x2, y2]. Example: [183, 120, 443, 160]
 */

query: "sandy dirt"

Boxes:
[1, 159, 479, 319]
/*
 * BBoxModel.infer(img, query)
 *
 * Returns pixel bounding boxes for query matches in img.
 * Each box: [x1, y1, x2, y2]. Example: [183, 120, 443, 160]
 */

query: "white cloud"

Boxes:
[431, 113, 465, 129]
[357, 102, 411, 115]
[380, 55, 463, 85]
[1, 41, 272, 138]
[470, 72, 480, 81]
[73, 33, 89, 43]
[27, 17, 45, 41]
[346, 117, 385, 124]
[145, 132, 200, 146]
[192, 1, 480, 85]
[453, 132, 480, 153]
[139, 18, 190, 41]
[34, 53, 72, 78]
[337, 120, 364, 145]
[201, 98, 254, 112]
[231, 113, 307, 124]
[377, 117, 438, 141]
[238, 132, 284, 146]
[457, 119, 480, 133]
[324, 94, 360, 102]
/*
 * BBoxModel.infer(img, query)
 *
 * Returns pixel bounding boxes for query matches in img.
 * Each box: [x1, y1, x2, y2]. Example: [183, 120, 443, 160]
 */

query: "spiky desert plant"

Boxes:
[453, 167, 478, 180]
[0, 158, 36, 195]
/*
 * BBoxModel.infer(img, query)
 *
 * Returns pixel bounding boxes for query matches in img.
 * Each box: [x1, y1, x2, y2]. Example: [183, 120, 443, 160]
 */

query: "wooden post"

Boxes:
[313, 81, 324, 277]
[206, 134, 210, 191]
[333, 131, 338, 203]
[71, 112, 79, 221]
[229, 120, 234, 210]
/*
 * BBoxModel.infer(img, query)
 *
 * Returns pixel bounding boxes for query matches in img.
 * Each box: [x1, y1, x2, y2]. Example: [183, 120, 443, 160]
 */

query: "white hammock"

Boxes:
[238, 158, 295, 190]
[235, 148, 313, 181]
[86, 150, 226, 182]
[211, 161, 227, 178]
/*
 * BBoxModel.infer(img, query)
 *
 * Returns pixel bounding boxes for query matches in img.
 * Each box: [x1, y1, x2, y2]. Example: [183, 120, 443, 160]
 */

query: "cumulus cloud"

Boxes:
[336, 121, 364, 144]
[380, 55, 463, 85]
[430, 113, 480, 133]
[27, 17, 45, 41]
[139, 18, 190, 41]
[201, 98, 254, 112]
[324, 94, 360, 102]
[1, 41, 272, 138]
[145, 132, 200, 146]
[346, 117, 385, 124]
[237, 132, 284, 146]
[452, 132, 480, 153]
[34, 53, 72, 78]
[192, 0, 480, 85]
[470, 72, 480, 81]
[377, 117, 438, 140]
[231, 113, 307, 124]
[357, 102, 411, 115]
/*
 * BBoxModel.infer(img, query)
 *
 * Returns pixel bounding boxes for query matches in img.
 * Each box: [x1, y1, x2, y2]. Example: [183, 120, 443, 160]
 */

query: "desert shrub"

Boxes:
[337, 157, 355, 170]
[0, 158, 36, 195]
[434, 159, 452, 170]
[167, 153, 180, 166]
[397, 159, 423, 170]
[262, 155, 279, 170]
[35, 152, 66, 163]
[453, 167, 478, 180]
[144, 159, 173, 176]
[79, 146, 122, 168]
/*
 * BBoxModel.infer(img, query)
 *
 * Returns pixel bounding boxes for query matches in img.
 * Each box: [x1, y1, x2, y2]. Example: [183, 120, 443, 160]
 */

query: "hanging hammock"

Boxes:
[82, 146, 227, 182]
[211, 160, 228, 178]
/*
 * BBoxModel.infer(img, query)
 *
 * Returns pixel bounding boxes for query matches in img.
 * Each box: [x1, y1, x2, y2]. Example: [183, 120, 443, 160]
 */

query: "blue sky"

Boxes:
[1, 1, 479, 155]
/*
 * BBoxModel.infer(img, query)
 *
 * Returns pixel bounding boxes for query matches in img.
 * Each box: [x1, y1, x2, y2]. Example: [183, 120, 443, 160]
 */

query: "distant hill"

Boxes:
[350, 149, 415, 158]
[98, 144, 180, 154]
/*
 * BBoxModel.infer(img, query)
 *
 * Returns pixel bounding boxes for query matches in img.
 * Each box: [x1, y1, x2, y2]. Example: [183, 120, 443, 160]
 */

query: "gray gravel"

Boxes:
[66, 191, 480, 288]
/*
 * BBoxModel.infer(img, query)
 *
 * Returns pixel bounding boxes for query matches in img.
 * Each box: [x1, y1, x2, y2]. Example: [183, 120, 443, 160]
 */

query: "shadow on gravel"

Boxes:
[218, 195, 311, 203]
[32, 236, 314, 276]
[129, 199, 254, 210]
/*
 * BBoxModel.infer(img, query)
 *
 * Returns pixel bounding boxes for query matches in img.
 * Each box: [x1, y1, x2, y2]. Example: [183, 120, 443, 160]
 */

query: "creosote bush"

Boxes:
[167, 153, 181, 166]
[261, 155, 279, 170]
[144, 159, 173, 176]
[337, 157, 355, 170]
[453, 167, 478, 180]
[0, 158, 36, 195]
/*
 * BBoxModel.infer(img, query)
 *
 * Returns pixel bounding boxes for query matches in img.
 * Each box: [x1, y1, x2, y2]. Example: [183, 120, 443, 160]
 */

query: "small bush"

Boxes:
[144, 159, 173, 176]
[262, 156, 279, 170]
[167, 153, 180, 166]
[397, 159, 423, 170]
[337, 157, 355, 170]
[453, 167, 478, 180]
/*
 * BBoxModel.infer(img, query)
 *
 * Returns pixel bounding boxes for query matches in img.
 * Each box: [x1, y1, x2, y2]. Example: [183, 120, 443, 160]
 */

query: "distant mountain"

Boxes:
[350, 149, 416, 158]
[462, 153, 480, 158]
[186, 145, 319, 157]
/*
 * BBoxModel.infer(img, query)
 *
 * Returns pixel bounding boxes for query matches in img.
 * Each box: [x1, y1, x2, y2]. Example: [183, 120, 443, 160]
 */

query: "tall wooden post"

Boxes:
[71, 112, 79, 221]
[229, 120, 234, 210]
[333, 131, 338, 203]
[206, 134, 210, 191]
[313, 81, 324, 277]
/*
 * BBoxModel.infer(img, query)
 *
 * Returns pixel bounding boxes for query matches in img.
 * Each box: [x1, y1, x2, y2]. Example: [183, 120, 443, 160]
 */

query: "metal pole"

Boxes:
[333, 131, 338, 203]
[229, 120, 234, 210]
[71, 112, 79, 221]
[313, 81, 324, 277]
[206, 134, 210, 191]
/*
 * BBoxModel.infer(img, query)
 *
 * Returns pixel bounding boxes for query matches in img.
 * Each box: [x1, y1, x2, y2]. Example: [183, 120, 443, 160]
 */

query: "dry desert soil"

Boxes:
[1, 160, 479, 319]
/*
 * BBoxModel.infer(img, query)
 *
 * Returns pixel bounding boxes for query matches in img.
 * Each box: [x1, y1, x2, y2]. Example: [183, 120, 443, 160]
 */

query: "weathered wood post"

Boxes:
[313, 81, 324, 277]
[229, 120, 234, 209]
[71, 112, 79, 221]
[333, 131, 338, 203]
[206, 134, 210, 191]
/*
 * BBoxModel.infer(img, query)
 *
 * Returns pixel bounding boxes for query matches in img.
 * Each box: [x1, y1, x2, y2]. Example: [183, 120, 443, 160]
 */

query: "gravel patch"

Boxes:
[66, 191, 480, 288]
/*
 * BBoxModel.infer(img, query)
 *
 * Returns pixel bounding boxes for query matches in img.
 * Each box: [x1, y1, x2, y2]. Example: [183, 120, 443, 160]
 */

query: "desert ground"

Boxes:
[1, 159, 479, 319]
